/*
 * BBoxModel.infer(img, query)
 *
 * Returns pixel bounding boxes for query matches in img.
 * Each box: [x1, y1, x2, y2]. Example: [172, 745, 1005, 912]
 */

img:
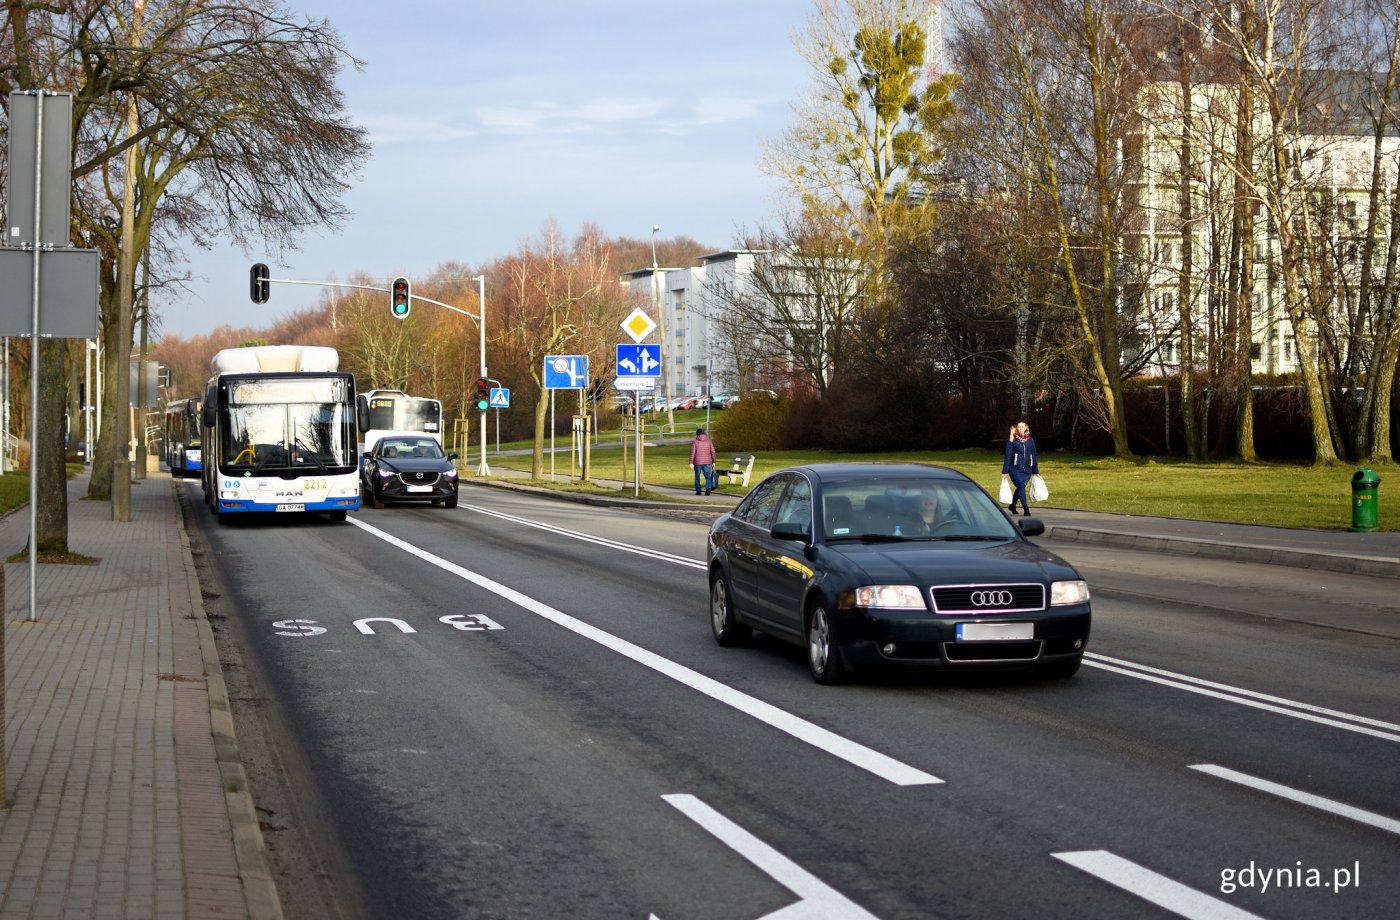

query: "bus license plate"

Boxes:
[957, 622, 1033, 641]
[276, 503, 305, 513]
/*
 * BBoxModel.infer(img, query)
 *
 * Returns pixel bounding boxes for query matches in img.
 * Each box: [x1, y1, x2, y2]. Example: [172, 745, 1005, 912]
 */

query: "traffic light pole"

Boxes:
[260, 276, 490, 477]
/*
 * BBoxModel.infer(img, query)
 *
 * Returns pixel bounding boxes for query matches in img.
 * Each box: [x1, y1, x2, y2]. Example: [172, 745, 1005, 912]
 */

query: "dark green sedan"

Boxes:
[706, 463, 1091, 684]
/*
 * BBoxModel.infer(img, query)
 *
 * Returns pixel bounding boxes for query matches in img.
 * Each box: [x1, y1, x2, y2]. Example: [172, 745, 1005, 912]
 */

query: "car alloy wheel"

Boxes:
[710, 572, 750, 647]
[806, 602, 845, 685]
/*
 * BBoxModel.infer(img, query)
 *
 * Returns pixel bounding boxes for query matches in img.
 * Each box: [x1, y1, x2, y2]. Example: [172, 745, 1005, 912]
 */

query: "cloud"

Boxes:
[475, 96, 668, 136]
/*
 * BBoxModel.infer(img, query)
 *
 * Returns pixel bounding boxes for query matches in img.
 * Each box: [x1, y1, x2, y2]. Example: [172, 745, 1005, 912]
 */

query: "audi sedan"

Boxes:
[360, 436, 459, 509]
[706, 463, 1091, 684]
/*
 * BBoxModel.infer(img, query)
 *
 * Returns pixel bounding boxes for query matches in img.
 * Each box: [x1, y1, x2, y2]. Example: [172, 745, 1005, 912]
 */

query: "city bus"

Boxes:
[200, 345, 361, 522]
[163, 397, 203, 477]
[356, 388, 444, 454]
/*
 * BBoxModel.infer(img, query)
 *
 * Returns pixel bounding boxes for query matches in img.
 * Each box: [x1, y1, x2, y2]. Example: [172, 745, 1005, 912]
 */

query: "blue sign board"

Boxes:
[490, 387, 510, 409]
[543, 354, 589, 390]
[616, 343, 661, 378]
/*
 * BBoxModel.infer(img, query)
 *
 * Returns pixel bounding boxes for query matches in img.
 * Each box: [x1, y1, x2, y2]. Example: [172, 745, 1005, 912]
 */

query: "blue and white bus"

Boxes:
[200, 345, 361, 522]
[356, 388, 444, 455]
[164, 397, 203, 477]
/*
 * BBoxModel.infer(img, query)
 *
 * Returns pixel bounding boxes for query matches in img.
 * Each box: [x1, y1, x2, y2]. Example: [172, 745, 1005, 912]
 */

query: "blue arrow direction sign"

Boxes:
[543, 354, 589, 389]
[489, 387, 510, 408]
[616, 343, 661, 378]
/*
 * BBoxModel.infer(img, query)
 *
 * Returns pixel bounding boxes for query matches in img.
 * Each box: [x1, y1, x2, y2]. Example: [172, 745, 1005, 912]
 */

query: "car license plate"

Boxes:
[407, 485, 432, 493]
[275, 503, 305, 513]
[957, 622, 1033, 641]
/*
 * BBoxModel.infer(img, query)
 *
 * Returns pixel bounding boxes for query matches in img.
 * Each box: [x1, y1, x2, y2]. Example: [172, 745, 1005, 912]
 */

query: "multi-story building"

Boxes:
[1124, 76, 1399, 377]
[621, 250, 769, 399]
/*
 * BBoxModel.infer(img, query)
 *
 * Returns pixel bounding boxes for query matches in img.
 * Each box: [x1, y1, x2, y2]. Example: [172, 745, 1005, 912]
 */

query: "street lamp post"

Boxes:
[651, 225, 675, 434]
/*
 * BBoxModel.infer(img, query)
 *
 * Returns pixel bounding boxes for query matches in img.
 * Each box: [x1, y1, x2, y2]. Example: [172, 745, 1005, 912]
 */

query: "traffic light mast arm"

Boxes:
[257, 279, 483, 322]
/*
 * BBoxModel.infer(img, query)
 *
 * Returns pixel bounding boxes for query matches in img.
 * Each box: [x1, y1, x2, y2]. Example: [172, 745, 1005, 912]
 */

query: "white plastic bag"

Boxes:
[1029, 474, 1049, 502]
[998, 478, 1013, 504]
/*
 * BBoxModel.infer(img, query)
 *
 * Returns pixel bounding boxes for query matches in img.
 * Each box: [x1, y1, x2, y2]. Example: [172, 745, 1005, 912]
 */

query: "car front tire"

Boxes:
[368, 484, 385, 510]
[806, 602, 846, 685]
[444, 490, 458, 509]
[710, 571, 750, 647]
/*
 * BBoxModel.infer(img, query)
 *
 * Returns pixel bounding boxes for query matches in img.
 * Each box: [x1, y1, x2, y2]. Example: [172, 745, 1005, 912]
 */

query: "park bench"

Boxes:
[719, 454, 756, 488]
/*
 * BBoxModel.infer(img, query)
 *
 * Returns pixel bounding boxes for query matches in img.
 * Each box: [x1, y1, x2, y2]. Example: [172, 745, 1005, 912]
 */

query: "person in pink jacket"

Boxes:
[689, 428, 719, 495]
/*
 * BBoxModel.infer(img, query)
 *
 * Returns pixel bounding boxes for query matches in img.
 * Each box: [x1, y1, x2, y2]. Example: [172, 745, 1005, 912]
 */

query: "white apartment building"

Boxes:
[1126, 78, 1399, 376]
[620, 250, 769, 398]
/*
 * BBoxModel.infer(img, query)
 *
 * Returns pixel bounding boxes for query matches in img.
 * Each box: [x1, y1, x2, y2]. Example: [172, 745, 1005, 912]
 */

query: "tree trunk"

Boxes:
[35, 339, 69, 554]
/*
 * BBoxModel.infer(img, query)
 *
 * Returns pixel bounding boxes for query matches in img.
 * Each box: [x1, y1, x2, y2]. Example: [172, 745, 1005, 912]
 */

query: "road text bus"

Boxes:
[200, 345, 360, 522]
[164, 397, 203, 477]
[356, 388, 444, 454]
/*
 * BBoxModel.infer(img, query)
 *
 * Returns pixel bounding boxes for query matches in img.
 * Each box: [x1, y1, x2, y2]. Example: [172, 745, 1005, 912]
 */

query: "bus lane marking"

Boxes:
[1084, 653, 1400, 743]
[1053, 850, 1271, 920]
[348, 517, 941, 787]
[662, 793, 881, 919]
[1189, 764, 1400, 837]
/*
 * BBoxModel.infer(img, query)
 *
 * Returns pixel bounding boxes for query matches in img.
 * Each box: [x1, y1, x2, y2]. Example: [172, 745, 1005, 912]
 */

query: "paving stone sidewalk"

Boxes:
[0, 472, 278, 920]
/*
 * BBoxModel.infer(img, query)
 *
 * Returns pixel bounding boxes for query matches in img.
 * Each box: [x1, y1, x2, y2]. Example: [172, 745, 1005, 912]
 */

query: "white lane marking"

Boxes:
[1053, 850, 1270, 920]
[1087, 653, 1400, 732]
[353, 616, 416, 635]
[348, 517, 941, 787]
[1084, 655, 1400, 743]
[463, 502, 707, 569]
[663, 794, 882, 920]
[1190, 764, 1400, 836]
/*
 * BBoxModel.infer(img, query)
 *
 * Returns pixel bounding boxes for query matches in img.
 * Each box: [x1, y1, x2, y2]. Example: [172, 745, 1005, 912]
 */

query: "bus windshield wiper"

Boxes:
[295, 439, 329, 472]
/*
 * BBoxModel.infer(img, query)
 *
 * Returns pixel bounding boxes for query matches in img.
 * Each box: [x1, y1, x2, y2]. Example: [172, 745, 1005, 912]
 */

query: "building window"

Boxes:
[1250, 342, 1262, 360]
[1158, 290, 1176, 313]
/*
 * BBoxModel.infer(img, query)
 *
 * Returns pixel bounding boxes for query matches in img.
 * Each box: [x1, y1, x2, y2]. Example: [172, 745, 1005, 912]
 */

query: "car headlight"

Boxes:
[854, 585, 925, 609]
[377, 468, 394, 479]
[1050, 580, 1090, 606]
[442, 467, 458, 478]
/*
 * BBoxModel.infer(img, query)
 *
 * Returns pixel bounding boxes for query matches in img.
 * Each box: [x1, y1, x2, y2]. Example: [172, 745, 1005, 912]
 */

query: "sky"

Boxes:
[160, 0, 817, 339]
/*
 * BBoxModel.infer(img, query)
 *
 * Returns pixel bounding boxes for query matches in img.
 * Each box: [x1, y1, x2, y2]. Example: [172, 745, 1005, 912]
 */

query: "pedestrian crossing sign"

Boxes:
[490, 387, 510, 408]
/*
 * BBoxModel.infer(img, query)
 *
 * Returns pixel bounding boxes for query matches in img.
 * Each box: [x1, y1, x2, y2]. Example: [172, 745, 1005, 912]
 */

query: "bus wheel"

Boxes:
[328, 509, 347, 522]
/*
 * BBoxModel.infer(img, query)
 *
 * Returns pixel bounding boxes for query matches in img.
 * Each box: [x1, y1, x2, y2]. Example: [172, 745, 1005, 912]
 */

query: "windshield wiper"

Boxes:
[922, 534, 1004, 542]
[294, 439, 329, 472]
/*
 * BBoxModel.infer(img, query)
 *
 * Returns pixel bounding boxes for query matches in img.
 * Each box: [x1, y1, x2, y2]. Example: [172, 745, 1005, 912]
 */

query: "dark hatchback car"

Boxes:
[360, 436, 459, 509]
[707, 463, 1091, 684]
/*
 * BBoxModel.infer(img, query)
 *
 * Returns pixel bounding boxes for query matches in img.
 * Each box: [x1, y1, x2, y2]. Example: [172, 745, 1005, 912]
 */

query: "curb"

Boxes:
[173, 481, 285, 920]
[1046, 525, 1400, 580]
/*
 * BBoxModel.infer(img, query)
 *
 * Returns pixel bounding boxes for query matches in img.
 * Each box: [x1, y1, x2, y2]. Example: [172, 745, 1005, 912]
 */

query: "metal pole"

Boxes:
[2, 337, 8, 475]
[27, 92, 44, 621]
[474, 274, 490, 477]
[84, 342, 90, 465]
[651, 225, 676, 434]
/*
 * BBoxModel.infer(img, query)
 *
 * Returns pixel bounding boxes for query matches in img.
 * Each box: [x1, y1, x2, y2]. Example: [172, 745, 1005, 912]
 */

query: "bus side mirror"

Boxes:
[356, 402, 369, 431]
[202, 404, 215, 428]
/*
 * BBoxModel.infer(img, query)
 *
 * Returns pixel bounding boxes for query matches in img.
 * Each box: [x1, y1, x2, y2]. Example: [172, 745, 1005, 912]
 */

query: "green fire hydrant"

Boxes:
[1350, 468, 1381, 533]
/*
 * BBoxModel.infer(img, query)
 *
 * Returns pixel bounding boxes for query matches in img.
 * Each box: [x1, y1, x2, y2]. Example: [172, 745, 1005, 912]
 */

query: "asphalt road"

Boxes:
[181, 479, 1400, 920]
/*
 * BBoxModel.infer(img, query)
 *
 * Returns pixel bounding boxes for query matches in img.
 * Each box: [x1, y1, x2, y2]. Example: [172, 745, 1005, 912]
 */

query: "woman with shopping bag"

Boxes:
[1000, 420, 1039, 516]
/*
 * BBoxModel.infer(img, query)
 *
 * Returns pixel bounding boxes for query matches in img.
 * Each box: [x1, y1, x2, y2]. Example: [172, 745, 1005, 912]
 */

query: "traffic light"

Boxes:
[474, 377, 490, 412]
[250, 263, 270, 304]
[390, 276, 411, 318]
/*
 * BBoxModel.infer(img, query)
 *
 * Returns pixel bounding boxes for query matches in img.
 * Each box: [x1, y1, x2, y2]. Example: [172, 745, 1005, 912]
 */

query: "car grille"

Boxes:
[397, 471, 440, 485]
[930, 583, 1046, 615]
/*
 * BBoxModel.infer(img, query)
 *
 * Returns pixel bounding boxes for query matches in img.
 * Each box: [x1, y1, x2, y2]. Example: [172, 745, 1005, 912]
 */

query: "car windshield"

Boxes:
[380, 438, 444, 460]
[821, 477, 1019, 542]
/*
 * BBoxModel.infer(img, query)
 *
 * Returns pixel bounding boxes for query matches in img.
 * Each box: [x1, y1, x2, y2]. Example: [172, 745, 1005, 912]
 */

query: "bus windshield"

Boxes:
[220, 401, 356, 472]
[365, 395, 441, 434]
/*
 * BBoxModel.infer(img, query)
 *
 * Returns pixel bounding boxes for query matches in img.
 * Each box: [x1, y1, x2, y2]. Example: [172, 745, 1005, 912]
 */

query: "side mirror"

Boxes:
[770, 522, 811, 544]
[448, 451, 460, 460]
[1018, 517, 1045, 537]
[202, 404, 215, 428]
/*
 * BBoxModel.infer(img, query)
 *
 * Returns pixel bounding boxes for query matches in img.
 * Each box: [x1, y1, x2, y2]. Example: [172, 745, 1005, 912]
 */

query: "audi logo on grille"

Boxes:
[970, 589, 1014, 607]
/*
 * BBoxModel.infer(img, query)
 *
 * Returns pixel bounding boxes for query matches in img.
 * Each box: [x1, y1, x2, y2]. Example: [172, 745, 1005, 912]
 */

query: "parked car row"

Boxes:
[608, 391, 750, 412]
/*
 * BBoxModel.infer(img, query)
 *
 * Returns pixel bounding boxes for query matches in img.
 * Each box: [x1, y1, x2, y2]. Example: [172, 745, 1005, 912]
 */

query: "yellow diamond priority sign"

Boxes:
[621, 307, 656, 344]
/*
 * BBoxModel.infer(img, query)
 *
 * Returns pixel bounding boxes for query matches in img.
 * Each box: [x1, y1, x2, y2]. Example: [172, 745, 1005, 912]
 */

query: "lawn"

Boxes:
[490, 434, 1395, 532]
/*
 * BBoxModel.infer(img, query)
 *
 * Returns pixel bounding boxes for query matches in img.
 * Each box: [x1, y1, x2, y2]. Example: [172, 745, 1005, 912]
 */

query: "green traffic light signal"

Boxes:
[390, 276, 411, 318]
[474, 378, 490, 412]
